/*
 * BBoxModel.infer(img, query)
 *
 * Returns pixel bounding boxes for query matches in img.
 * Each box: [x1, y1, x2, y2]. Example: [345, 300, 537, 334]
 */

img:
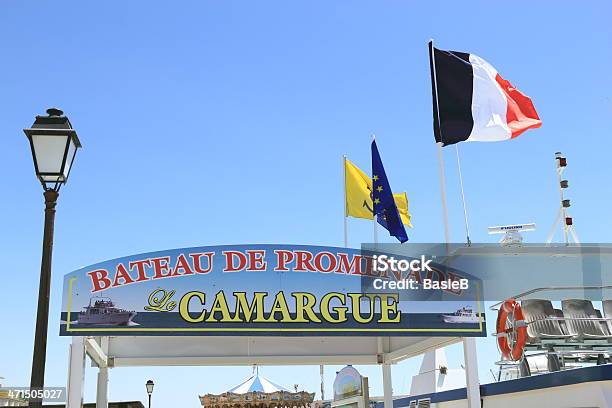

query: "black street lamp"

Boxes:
[146, 380, 155, 408]
[23, 108, 81, 408]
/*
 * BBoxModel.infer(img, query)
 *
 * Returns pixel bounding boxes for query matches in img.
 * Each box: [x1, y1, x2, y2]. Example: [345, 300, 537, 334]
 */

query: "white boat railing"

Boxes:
[490, 285, 612, 380]
[489, 285, 612, 311]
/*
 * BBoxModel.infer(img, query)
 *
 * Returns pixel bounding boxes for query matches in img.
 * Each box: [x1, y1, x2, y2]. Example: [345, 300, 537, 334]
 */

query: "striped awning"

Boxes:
[227, 373, 291, 394]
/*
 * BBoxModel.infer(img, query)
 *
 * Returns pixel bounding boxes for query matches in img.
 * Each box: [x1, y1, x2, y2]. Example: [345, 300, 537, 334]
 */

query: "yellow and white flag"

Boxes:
[344, 158, 412, 227]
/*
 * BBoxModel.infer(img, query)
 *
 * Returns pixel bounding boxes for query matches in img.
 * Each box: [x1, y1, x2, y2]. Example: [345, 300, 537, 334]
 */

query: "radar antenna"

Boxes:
[488, 223, 536, 247]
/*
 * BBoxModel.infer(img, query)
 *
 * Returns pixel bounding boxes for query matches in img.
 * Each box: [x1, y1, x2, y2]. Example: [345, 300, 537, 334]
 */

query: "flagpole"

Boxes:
[455, 145, 472, 245]
[429, 39, 480, 408]
[371, 135, 379, 245]
[428, 40, 451, 243]
[343, 155, 349, 247]
[373, 219, 378, 244]
[436, 143, 450, 243]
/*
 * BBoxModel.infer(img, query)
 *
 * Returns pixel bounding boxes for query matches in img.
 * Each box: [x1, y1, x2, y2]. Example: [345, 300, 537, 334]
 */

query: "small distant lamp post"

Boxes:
[24, 108, 81, 408]
[146, 379, 155, 408]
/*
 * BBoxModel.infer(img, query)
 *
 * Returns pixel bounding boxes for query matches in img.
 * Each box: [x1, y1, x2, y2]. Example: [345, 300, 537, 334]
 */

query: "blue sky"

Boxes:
[1, 1, 611, 407]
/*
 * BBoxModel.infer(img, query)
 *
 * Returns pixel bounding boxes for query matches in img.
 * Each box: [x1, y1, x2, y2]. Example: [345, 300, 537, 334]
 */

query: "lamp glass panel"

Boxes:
[31, 134, 69, 175]
[40, 174, 63, 182]
[63, 136, 78, 179]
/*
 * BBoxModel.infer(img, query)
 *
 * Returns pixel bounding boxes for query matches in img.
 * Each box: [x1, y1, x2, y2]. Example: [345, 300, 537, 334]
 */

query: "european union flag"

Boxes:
[371, 140, 408, 243]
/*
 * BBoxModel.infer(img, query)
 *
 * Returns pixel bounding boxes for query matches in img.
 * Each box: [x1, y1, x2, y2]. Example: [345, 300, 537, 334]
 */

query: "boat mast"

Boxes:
[546, 152, 580, 244]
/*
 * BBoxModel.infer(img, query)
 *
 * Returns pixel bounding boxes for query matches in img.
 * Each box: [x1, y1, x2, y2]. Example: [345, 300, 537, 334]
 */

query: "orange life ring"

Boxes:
[496, 299, 527, 361]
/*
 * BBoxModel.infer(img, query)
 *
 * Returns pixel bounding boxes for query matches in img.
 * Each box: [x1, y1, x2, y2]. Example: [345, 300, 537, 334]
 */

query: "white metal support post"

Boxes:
[378, 337, 393, 408]
[96, 337, 110, 408]
[382, 363, 393, 408]
[66, 336, 86, 408]
[463, 337, 481, 408]
[96, 368, 108, 408]
[320, 364, 325, 401]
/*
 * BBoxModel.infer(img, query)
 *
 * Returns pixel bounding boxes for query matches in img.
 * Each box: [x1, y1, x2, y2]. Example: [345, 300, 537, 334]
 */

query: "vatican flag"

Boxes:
[344, 158, 412, 227]
[393, 191, 412, 228]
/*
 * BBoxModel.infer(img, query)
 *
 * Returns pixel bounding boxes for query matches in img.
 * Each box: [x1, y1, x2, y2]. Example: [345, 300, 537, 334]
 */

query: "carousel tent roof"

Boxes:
[227, 372, 291, 394]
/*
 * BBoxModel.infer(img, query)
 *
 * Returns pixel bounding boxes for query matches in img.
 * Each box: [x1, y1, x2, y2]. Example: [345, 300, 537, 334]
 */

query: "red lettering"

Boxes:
[389, 262, 404, 281]
[274, 250, 294, 271]
[426, 267, 444, 282]
[171, 254, 194, 276]
[405, 269, 422, 283]
[112, 263, 135, 287]
[151, 256, 172, 279]
[190, 252, 214, 274]
[88, 269, 111, 292]
[246, 250, 267, 271]
[314, 251, 336, 273]
[223, 251, 247, 272]
[335, 253, 361, 275]
[360, 256, 378, 277]
[294, 250, 315, 272]
[128, 259, 151, 282]
[446, 271, 464, 295]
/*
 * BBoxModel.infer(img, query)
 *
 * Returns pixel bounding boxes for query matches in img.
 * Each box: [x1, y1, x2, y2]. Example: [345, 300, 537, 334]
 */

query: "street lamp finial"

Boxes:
[46, 108, 64, 117]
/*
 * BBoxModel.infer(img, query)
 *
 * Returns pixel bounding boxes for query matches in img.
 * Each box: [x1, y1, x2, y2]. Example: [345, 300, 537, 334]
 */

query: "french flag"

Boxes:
[428, 42, 542, 146]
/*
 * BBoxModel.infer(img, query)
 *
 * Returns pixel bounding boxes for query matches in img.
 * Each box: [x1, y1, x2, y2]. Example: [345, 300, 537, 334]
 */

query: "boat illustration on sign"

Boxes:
[78, 297, 136, 326]
[442, 306, 480, 324]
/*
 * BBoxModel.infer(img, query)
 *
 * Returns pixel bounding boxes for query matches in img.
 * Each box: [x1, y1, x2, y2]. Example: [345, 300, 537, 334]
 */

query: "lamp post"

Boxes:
[23, 108, 81, 408]
[146, 380, 155, 408]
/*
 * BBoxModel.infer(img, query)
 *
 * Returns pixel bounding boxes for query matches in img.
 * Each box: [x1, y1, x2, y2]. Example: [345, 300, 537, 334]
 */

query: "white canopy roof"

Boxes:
[227, 372, 291, 394]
